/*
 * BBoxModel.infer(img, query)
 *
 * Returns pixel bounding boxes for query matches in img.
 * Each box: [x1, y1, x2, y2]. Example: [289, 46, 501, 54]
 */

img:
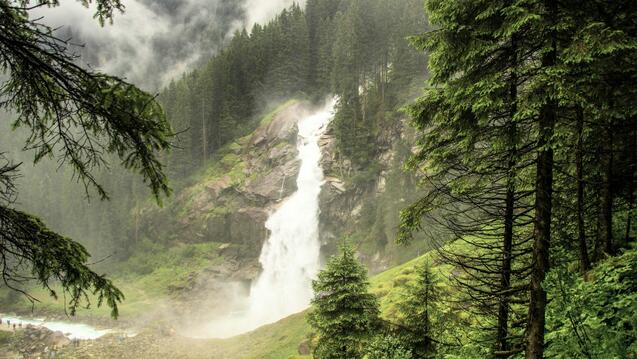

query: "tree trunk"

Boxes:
[526, 3, 556, 355]
[526, 102, 555, 359]
[498, 183, 515, 353]
[497, 35, 518, 354]
[625, 130, 636, 243]
[133, 179, 140, 243]
[576, 108, 591, 272]
[598, 125, 613, 257]
[202, 97, 208, 164]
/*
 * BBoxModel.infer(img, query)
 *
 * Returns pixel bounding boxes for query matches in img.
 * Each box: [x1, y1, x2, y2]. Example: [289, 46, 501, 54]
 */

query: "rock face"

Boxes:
[316, 116, 416, 272]
[139, 100, 315, 283]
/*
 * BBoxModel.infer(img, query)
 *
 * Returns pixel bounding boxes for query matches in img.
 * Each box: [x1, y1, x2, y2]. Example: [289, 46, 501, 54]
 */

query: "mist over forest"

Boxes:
[35, 0, 306, 89]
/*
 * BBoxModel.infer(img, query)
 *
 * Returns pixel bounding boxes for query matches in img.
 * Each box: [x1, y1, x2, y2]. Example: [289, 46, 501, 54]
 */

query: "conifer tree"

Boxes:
[308, 243, 379, 359]
[397, 261, 444, 359]
[0, 0, 173, 317]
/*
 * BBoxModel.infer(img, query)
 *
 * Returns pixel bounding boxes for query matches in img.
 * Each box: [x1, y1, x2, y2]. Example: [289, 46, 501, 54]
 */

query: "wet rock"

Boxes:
[244, 161, 299, 200]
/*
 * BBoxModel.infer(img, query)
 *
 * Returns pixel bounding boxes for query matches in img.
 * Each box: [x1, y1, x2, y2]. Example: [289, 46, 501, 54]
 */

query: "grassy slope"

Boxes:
[209, 312, 309, 359]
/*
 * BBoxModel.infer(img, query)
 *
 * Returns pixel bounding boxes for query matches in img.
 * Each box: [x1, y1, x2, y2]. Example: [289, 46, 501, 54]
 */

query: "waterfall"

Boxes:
[247, 99, 334, 323]
[191, 99, 334, 338]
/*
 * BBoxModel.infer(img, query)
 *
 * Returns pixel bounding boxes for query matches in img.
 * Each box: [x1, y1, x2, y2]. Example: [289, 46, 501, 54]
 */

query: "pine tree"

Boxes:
[396, 261, 444, 359]
[308, 243, 380, 359]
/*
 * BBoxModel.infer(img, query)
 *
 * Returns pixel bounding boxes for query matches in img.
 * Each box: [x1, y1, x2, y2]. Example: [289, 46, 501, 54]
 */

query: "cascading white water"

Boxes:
[191, 99, 335, 338]
[247, 99, 333, 324]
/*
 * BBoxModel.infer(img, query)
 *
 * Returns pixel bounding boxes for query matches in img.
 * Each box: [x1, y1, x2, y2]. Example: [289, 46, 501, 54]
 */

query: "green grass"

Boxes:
[0, 330, 13, 346]
[209, 312, 311, 359]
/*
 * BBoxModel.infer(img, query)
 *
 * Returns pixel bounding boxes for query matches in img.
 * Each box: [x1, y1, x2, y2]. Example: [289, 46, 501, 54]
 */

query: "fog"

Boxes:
[32, 0, 306, 90]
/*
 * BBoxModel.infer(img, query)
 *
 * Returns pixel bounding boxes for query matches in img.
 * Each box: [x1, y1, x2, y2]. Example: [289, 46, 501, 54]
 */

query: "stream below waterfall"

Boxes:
[0, 315, 113, 340]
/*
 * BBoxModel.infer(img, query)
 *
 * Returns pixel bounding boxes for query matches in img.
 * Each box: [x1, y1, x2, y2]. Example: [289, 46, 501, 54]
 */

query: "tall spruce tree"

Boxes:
[400, 0, 538, 355]
[396, 261, 445, 359]
[308, 243, 379, 359]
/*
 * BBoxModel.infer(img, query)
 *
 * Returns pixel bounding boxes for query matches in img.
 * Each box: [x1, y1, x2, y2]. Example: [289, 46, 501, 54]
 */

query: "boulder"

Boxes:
[51, 331, 71, 347]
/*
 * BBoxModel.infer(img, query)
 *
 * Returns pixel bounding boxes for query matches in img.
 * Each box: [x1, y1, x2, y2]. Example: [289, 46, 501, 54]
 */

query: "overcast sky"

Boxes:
[34, 0, 306, 90]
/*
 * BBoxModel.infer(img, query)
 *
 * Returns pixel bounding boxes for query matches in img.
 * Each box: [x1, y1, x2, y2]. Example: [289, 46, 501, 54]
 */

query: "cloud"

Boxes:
[34, 0, 245, 90]
[31, 0, 306, 90]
